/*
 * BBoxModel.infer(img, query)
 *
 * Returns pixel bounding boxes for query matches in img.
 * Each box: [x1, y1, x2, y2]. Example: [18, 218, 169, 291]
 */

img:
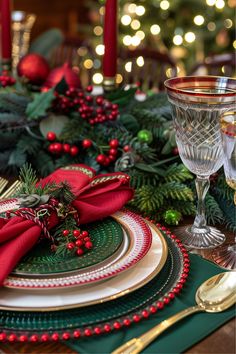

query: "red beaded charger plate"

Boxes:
[0, 221, 190, 342]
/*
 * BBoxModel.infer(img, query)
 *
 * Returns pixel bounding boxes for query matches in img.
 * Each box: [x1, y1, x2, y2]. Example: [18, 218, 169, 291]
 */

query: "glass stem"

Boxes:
[192, 176, 210, 231]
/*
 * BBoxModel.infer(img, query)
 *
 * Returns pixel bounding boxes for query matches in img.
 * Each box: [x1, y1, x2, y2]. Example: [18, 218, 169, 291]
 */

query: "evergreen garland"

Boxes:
[0, 80, 234, 229]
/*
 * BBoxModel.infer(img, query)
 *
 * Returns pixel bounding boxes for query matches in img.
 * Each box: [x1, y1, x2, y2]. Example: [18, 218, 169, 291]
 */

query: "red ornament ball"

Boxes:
[63, 143, 71, 153]
[62, 230, 69, 237]
[172, 147, 179, 155]
[109, 139, 119, 148]
[82, 139, 92, 149]
[46, 131, 56, 142]
[44, 63, 81, 90]
[76, 248, 84, 256]
[53, 142, 62, 154]
[96, 154, 106, 164]
[81, 231, 89, 238]
[85, 241, 93, 249]
[70, 146, 79, 156]
[73, 230, 81, 238]
[17, 53, 50, 85]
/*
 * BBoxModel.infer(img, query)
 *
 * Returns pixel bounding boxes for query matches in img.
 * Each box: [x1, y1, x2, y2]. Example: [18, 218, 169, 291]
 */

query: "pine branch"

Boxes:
[52, 215, 78, 256]
[205, 194, 224, 225]
[162, 181, 194, 201]
[49, 182, 75, 204]
[0, 112, 24, 125]
[164, 163, 193, 183]
[0, 150, 11, 173]
[129, 169, 160, 189]
[165, 199, 196, 216]
[16, 136, 42, 155]
[0, 93, 30, 114]
[60, 116, 90, 142]
[18, 163, 38, 194]
[0, 130, 21, 151]
[32, 150, 55, 176]
[130, 185, 165, 214]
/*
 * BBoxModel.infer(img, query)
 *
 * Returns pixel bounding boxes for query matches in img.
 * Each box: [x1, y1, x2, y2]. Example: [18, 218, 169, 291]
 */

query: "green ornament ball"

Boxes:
[164, 209, 182, 226]
[137, 129, 153, 144]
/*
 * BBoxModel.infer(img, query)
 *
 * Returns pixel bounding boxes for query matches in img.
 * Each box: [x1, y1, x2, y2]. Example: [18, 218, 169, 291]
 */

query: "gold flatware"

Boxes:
[0, 180, 22, 199]
[112, 272, 236, 354]
[0, 177, 8, 194]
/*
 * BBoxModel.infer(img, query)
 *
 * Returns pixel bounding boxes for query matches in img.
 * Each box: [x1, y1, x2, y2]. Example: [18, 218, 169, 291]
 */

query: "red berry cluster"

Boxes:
[0, 71, 16, 87]
[96, 139, 119, 167]
[52, 86, 119, 125]
[63, 229, 93, 256]
[46, 131, 93, 157]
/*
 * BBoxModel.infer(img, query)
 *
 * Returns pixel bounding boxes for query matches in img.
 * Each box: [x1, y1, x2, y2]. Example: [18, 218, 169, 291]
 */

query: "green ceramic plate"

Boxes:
[12, 217, 124, 275]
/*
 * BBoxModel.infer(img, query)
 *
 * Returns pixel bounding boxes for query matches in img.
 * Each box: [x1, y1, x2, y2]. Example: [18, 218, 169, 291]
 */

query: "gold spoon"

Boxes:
[112, 272, 236, 354]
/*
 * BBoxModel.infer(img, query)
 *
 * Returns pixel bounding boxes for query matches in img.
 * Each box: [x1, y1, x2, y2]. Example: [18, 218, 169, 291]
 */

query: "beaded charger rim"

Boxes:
[0, 220, 190, 343]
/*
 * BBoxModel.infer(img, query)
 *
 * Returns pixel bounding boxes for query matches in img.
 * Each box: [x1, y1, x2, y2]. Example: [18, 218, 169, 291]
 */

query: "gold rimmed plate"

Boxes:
[0, 213, 168, 311]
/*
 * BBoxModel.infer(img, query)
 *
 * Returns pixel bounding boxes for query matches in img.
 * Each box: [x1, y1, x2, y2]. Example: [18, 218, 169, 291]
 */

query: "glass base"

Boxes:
[211, 244, 236, 270]
[172, 225, 225, 249]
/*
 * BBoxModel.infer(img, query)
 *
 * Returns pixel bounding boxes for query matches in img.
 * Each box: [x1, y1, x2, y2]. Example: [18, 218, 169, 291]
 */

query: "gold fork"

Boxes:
[0, 180, 22, 199]
[0, 177, 8, 194]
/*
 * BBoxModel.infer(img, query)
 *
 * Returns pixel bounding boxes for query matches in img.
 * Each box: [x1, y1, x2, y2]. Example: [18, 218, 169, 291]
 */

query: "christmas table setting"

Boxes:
[0, 0, 236, 353]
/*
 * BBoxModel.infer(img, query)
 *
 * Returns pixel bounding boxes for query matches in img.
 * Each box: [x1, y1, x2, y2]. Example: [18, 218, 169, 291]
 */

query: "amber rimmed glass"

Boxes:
[164, 76, 236, 249]
[212, 111, 236, 269]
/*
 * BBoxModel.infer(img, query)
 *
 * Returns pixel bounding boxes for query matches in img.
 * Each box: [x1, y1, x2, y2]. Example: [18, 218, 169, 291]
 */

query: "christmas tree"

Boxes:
[86, 0, 235, 75]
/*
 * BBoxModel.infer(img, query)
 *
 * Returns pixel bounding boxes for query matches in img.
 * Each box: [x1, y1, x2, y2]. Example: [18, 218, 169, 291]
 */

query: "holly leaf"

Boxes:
[8, 148, 27, 167]
[135, 163, 166, 176]
[54, 77, 69, 94]
[119, 114, 140, 134]
[26, 89, 55, 120]
[106, 87, 136, 107]
[39, 114, 69, 137]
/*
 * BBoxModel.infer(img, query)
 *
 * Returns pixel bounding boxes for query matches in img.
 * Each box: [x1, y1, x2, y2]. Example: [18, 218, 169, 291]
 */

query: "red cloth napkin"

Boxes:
[0, 164, 134, 286]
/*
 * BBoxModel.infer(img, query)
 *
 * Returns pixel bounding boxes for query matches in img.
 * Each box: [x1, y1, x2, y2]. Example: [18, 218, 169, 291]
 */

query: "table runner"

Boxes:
[66, 254, 235, 353]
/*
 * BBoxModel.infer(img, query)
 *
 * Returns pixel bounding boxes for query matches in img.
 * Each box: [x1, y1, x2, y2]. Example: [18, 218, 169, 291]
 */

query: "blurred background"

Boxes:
[13, 0, 235, 86]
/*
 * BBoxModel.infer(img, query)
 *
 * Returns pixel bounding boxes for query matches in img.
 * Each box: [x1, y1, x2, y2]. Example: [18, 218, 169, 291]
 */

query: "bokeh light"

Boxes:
[136, 30, 145, 40]
[173, 35, 183, 45]
[123, 35, 132, 46]
[184, 32, 196, 43]
[95, 44, 104, 55]
[121, 15, 132, 26]
[92, 73, 103, 84]
[136, 56, 145, 67]
[136, 5, 145, 16]
[150, 24, 161, 35]
[207, 22, 216, 31]
[83, 59, 93, 69]
[94, 26, 103, 36]
[194, 15, 205, 25]
[160, 1, 170, 10]
[215, 0, 225, 8]
[206, 0, 216, 5]
[125, 62, 132, 72]
[131, 19, 141, 30]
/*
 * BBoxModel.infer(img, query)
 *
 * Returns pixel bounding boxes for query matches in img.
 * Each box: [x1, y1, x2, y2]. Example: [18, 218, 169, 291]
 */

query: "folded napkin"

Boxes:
[0, 164, 134, 286]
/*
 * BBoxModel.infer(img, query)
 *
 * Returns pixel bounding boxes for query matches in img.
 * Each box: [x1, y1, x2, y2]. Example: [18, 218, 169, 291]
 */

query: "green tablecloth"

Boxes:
[66, 254, 235, 354]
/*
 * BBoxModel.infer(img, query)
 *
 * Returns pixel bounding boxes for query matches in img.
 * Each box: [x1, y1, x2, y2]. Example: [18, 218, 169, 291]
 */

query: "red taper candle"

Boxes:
[1, 0, 12, 61]
[103, 0, 117, 79]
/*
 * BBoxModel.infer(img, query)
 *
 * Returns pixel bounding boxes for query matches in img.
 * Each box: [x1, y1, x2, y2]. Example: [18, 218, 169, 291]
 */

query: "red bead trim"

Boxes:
[0, 221, 190, 342]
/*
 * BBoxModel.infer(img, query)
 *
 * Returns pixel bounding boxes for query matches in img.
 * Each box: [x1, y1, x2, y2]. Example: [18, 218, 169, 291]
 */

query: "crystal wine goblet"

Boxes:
[212, 111, 236, 269]
[164, 76, 236, 249]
